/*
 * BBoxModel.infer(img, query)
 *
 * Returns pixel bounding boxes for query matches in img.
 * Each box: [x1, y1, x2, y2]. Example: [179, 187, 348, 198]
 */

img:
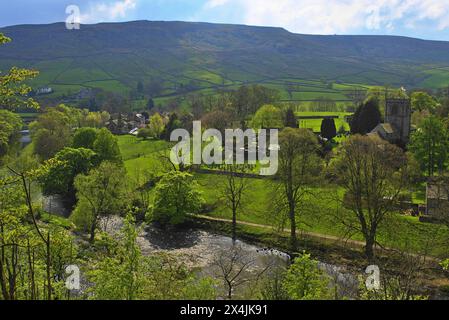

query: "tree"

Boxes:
[0, 33, 39, 110]
[150, 171, 203, 227]
[147, 98, 155, 111]
[331, 135, 408, 261]
[284, 107, 298, 128]
[411, 91, 439, 113]
[149, 112, 165, 139]
[137, 127, 151, 140]
[0, 110, 22, 160]
[283, 252, 331, 300]
[221, 165, 249, 243]
[275, 128, 322, 251]
[72, 161, 128, 242]
[39, 147, 97, 205]
[213, 245, 271, 299]
[231, 85, 279, 119]
[320, 118, 337, 141]
[30, 107, 73, 160]
[93, 128, 122, 163]
[4, 157, 75, 300]
[72, 127, 98, 150]
[201, 110, 232, 135]
[87, 213, 217, 300]
[162, 113, 181, 141]
[350, 98, 381, 135]
[252, 105, 284, 129]
[409, 116, 449, 176]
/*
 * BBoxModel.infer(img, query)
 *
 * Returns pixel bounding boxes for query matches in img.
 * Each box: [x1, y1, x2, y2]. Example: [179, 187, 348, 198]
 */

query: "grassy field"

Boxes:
[119, 135, 449, 257]
[296, 111, 352, 133]
[117, 135, 173, 184]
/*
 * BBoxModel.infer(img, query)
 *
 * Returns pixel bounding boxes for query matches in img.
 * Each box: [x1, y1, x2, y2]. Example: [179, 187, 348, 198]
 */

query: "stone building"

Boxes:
[370, 98, 411, 147]
[426, 179, 449, 218]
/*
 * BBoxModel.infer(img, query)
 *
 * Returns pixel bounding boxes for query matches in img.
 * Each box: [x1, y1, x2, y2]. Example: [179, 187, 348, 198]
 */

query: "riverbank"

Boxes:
[186, 216, 449, 299]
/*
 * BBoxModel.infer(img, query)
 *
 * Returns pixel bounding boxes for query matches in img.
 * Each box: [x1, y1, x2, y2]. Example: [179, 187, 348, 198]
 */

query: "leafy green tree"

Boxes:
[72, 127, 98, 149]
[320, 118, 337, 140]
[350, 98, 381, 135]
[149, 112, 165, 139]
[30, 107, 73, 159]
[87, 213, 144, 300]
[252, 104, 284, 129]
[93, 128, 122, 163]
[39, 147, 97, 204]
[150, 171, 204, 226]
[275, 128, 322, 251]
[0, 33, 39, 110]
[0, 110, 22, 160]
[409, 116, 449, 176]
[72, 161, 128, 242]
[411, 91, 439, 112]
[283, 252, 331, 300]
[284, 107, 298, 128]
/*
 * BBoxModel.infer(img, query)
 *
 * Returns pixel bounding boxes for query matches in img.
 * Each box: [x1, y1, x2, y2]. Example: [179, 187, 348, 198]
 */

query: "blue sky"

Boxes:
[2, 0, 449, 41]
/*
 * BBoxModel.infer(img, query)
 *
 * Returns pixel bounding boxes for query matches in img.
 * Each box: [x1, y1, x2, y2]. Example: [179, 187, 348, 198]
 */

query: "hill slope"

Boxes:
[1, 20, 449, 99]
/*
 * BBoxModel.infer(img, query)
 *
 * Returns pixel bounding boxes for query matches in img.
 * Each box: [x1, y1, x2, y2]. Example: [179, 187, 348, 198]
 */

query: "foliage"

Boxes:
[150, 171, 204, 226]
[320, 118, 337, 141]
[0, 110, 22, 160]
[284, 107, 298, 128]
[39, 147, 97, 201]
[409, 116, 449, 176]
[72, 127, 98, 150]
[411, 91, 439, 112]
[0, 33, 39, 110]
[283, 252, 332, 300]
[72, 161, 128, 241]
[137, 127, 151, 140]
[252, 104, 284, 129]
[29, 106, 74, 159]
[87, 214, 216, 300]
[92, 128, 122, 163]
[148, 112, 165, 138]
[350, 98, 381, 135]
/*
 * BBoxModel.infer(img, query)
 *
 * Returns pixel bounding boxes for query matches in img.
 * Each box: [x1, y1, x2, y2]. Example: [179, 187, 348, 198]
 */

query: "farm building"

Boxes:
[426, 179, 449, 218]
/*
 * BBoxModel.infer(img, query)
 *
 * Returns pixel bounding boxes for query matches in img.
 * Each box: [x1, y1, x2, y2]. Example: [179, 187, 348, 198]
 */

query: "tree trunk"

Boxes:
[365, 235, 375, 263]
[89, 216, 97, 243]
[232, 206, 237, 244]
[289, 205, 297, 252]
[46, 233, 52, 301]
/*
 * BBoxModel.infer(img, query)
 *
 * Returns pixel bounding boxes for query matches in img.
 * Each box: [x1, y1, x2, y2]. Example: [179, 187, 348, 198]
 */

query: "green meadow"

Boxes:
[119, 135, 449, 257]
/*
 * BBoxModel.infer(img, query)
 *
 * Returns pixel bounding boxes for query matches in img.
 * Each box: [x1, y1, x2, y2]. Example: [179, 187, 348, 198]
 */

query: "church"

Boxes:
[369, 98, 412, 147]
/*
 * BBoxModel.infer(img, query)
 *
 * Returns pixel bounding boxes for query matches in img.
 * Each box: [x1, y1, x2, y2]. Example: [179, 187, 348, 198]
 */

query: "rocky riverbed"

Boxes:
[99, 216, 360, 298]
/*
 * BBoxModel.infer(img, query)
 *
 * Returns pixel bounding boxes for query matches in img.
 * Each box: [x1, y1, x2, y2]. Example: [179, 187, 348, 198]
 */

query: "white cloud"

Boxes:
[202, 0, 449, 34]
[80, 0, 137, 23]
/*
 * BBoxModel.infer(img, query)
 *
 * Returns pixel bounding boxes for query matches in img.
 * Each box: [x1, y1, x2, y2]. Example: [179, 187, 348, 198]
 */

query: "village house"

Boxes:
[426, 179, 449, 218]
[106, 112, 147, 135]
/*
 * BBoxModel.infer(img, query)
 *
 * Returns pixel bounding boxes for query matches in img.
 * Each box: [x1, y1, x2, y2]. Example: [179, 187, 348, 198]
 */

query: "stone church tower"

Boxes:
[385, 98, 411, 145]
[370, 98, 411, 147]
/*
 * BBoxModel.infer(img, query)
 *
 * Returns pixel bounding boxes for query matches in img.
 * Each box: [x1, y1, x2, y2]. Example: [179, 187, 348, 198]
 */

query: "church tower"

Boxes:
[385, 98, 411, 146]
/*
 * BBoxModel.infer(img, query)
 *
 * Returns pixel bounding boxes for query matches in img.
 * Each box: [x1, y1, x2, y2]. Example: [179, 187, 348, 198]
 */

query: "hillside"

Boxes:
[1, 20, 449, 100]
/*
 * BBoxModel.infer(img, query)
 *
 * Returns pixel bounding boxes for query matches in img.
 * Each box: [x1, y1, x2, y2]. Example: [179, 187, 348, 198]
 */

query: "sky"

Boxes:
[1, 0, 449, 41]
